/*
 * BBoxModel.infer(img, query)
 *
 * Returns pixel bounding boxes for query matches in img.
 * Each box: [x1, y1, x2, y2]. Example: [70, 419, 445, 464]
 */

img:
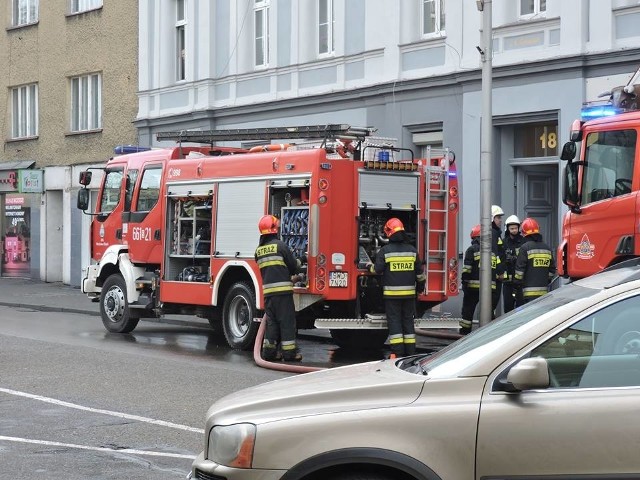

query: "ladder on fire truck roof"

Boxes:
[424, 146, 452, 297]
[156, 124, 375, 145]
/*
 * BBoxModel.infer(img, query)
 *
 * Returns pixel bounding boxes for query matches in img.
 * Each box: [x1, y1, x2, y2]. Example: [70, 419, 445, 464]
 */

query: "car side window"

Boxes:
[530, 295, 640, 388]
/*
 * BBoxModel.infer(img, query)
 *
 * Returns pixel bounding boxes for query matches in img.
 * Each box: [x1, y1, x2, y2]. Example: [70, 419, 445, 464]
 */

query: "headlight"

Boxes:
[207, 423, 256, 468]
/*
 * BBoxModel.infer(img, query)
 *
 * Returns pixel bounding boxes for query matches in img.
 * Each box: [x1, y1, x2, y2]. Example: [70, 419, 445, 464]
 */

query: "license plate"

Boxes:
[329, 271, 348, 288]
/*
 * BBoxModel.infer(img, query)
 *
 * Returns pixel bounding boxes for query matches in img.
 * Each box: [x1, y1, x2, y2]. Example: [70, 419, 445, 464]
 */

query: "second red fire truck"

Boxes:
[78, 125, 460, 350]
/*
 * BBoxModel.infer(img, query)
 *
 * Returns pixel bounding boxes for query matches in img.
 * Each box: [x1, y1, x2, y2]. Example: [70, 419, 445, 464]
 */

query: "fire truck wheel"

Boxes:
[222, 282, 259, 351]
[100, 274, 140, 333]
[329, 329, 388, 350]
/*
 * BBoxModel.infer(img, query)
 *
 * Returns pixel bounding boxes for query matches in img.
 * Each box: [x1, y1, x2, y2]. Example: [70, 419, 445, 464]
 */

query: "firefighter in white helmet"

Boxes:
[491, 205, 506, 315]
[502, 214, 524, 313]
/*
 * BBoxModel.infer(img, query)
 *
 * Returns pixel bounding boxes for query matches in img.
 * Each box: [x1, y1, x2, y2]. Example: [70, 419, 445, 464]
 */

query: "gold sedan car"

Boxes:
[190, 260, 640, 480]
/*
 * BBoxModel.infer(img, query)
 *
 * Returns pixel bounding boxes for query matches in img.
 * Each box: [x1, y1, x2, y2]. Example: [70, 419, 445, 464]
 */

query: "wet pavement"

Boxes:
[0, 277, 459, 367]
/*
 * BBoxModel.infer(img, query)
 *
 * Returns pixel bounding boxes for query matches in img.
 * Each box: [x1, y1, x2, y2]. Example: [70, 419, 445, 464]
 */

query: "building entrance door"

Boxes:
[516, 164, 558, 250]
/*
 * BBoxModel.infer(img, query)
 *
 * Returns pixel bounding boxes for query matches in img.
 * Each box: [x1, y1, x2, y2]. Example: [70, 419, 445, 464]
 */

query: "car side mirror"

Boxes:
[77, 188, 90, 211]
[506, 357, 550, 391]
[79, 170, 92, 186]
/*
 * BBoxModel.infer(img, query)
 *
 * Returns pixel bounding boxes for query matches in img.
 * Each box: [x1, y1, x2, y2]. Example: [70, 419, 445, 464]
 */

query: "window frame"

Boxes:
[318, 0, 335, 57]
[421, 0, 445, 37]
[12, 0, 38, 27]
[175, 0, 187, 81]
[69, 73, 102, 133]
[519, 0, 547, 19]
[69, 0, 102, 15]
[135, 166, 162, 212]
[11, 83, 38, 140]
[254, 0, 270, 69]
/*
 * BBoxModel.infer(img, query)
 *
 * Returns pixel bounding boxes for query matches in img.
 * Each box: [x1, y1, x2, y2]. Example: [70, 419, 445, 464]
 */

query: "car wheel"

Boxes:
[329, 472, 393, 480]
[100, 274, 140, 333]
[222, 282, 259, 350]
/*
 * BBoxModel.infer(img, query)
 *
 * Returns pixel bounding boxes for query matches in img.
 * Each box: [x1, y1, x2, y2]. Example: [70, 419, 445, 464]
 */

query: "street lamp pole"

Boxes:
[477, 0, 493, 327]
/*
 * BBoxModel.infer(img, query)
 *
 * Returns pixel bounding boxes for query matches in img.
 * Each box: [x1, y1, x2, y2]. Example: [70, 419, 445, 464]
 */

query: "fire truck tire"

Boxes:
[222, 282, 259, 351]
[329, 329, 388, 350]
[100, 274, 140, 334]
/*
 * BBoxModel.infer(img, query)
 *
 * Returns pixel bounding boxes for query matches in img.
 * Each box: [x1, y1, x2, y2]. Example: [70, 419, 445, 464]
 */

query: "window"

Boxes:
[318, 0, 335, 56]
[70, 73, 102, 132]
[581, 129, 636, 204]
[514, 122, 558, 158]
[99, 169, 124, 213]
[11, 84, 38, 139]
[254, 0, 270, 68]
[70, 0, 102, 14]
[136, 167, 162, 212]
[12, 0, 38, 27]
[520, 0, 546, 18]
[422, 0, 445, 36]
[176, 0, 186, 81]
[531, 295, 640, 388]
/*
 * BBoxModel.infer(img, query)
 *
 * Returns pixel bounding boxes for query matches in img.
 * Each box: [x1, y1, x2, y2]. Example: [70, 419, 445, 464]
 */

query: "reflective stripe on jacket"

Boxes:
[371, 234, 423, 299]
[255, 236, 298, 297]
[513, 235, 556, 299]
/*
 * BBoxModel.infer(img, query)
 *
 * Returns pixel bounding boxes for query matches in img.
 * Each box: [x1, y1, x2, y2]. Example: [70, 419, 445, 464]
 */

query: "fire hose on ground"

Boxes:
[254, 316, 462, 373]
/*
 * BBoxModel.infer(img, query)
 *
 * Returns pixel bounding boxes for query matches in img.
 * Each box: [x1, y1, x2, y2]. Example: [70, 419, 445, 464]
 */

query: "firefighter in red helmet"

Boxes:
[255, 214, 302, 361]
[459, 223, 502, 335]
[513, 217, 556, 303]
[368, 218, 425, 357]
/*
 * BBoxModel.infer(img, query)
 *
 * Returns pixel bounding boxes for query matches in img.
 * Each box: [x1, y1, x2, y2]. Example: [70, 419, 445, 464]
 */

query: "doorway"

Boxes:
[45, 190, 63, 282]
[515, 164, 559, 249]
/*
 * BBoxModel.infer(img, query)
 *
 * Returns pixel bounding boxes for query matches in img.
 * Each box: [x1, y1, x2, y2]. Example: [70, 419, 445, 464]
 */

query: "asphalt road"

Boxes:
[0, 305, 290, 479]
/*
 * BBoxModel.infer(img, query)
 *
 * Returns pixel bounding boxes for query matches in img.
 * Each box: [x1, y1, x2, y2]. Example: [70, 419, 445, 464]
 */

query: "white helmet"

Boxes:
[505, 215, 520, 227]
[491, 205, 504, 219]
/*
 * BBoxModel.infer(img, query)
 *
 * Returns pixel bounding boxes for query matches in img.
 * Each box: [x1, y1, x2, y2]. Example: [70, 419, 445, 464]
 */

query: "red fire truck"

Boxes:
[78, 125, 459, 350]
[558, 70, 640, 279]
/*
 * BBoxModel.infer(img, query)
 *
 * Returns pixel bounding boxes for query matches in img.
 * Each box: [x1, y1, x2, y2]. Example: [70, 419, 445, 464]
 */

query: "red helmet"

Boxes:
[470, 224, 481, 239]
[258, 214, 280, 235]
[521, 217, 540, 236]
[384, 218, 404, 237]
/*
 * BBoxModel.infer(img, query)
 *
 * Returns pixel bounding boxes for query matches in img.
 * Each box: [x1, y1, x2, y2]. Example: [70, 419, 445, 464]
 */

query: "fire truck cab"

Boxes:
[559, 68, 640, 279]
[78, 125, 459, 350]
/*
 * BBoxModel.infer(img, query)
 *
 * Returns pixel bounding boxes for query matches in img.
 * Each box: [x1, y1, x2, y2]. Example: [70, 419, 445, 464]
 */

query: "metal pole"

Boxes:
[478, 0, 493, 326]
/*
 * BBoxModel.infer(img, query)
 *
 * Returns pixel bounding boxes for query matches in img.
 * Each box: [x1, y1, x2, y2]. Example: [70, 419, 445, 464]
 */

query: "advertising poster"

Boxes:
[3, 194, 31, 277]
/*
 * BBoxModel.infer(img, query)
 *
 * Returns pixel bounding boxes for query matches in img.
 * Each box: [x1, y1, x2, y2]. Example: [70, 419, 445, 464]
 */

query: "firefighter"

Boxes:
[513, 217, 556, 303]
[502, 214, 524, 313]
[255, 214, 302, 361]
[368, 218, 425, 357]
[491, 205, 507, 313]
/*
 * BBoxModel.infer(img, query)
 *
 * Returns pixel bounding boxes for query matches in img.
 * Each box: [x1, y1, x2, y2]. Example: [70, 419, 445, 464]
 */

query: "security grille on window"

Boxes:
[254, 0, 270, 67]
[176, 0, 186, 81]
[70, 0, 102, 14]
[12, 0, 38, 26]
[70, 73, 102, 132]
[520, 0, 546, 17]
[11, 84, 38, 139]
[514, 122, 558, 158]
[318, 0, 335, 56]
[422, 0, 445, 36]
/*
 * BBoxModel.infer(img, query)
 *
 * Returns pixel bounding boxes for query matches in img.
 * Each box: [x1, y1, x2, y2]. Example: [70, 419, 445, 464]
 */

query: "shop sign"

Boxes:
[19, 169, 44, 193]
[0, 171, 18, 193]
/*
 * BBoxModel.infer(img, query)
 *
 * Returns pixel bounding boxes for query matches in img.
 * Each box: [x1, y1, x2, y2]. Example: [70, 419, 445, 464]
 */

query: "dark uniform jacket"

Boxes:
[255, 235, 298, 297]
[371, 233, 424, 299]
[461, 238, 500, 290]
[492, 222, 506, 278]
[503, 233, 524, 283]
[513, 233, 556, 300]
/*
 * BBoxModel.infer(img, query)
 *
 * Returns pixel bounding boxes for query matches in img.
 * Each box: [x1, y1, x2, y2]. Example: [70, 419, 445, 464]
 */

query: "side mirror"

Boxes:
[562, 162, 580, 209]
[506, 357, 550, 391]
[79, 171, 92, 186]
[560, 141, 576, 162]
[77, 188, 90, 211]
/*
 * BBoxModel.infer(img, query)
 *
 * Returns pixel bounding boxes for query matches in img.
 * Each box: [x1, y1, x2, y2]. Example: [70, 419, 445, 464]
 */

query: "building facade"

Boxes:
[135, 0, 640, 261]
[0, 0, 138, 284]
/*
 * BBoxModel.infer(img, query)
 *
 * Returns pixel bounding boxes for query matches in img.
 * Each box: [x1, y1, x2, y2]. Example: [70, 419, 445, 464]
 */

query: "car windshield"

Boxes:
[412, 283, 596, 378]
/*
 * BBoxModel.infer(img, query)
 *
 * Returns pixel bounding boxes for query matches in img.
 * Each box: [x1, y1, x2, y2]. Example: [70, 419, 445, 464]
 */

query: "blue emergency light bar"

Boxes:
[580, 105, 623, 121]
[114, 145, 151, 155]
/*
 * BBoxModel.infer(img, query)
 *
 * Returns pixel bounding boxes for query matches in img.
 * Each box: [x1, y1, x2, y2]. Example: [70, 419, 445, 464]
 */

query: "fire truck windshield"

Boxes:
[99, 169, 124, 213]
[581, 129, 636, 205]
